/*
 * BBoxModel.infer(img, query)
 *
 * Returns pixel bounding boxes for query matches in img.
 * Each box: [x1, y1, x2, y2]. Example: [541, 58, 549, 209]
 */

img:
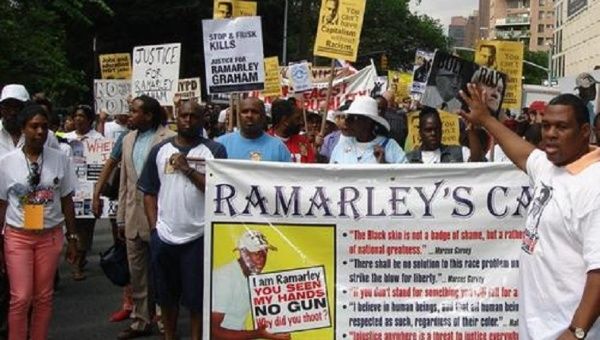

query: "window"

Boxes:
[538, 24, 544, 33]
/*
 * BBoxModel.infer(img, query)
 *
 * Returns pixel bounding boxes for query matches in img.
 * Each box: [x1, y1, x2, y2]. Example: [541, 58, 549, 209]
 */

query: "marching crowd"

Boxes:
[0, 77, 599, 340]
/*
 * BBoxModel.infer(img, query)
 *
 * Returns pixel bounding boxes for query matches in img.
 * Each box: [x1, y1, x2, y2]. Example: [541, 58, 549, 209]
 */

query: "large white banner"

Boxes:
[131, 43, 181, 105]
[202, 16, 265, 94]
[204, 161, 529, 339]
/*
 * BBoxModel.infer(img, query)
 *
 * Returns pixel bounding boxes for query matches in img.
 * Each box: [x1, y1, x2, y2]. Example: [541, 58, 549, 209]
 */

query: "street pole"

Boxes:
[547, 43, 553, 85]
[282, 0, 289, 65]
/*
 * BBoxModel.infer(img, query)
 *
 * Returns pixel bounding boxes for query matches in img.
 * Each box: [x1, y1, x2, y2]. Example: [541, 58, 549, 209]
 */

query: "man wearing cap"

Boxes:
[0, 84, 60, 155]
[268, 99, 315, 163]
[330, 96, 407, 164]
[217, 98, 290, 162]
[211, 231, 289, 340]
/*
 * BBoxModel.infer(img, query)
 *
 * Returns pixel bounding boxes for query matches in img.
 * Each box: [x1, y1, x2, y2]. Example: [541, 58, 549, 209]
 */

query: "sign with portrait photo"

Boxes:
[314, 0, 366, 62]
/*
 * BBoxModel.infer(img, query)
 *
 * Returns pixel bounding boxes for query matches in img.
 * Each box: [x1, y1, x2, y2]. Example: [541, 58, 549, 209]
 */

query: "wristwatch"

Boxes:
[569, 325, 586, 339]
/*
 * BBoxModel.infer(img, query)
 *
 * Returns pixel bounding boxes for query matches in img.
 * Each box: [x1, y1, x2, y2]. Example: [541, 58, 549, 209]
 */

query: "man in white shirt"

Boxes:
[461, 85, 600, 340]
[211, 231, 289, 340]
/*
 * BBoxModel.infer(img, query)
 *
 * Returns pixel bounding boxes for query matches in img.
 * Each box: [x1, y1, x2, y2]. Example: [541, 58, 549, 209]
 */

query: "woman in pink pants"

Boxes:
[0, 104, 78, 340]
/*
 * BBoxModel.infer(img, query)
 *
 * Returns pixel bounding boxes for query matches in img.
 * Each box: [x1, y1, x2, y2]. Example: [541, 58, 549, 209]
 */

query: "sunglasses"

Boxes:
[28, 162, 40, 188]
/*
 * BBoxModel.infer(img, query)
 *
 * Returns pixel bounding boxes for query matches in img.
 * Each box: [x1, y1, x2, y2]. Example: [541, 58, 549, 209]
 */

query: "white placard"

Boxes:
[132, 43, 181, 105]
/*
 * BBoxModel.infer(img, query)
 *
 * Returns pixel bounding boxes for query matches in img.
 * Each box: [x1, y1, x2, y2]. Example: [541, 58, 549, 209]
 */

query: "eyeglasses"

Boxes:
[28, 162, 40, 188]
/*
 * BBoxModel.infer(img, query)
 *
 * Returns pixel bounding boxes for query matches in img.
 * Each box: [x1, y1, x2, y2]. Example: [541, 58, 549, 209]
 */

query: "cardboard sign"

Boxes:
[177, 78, 202, 101]
[411, 50, 434, 95]
[131, 43, 181, 105]
[99, 53, 132, 79]
[94, 80, 131, 116]
[213, 0, 235, 19]
[475, 40, 524, 110]
[289, 62, 313, 93]
[202, 17, 265, 94]
[388, 71, 413, 100]
[314, 0, 366, 62]
[263, 57, 282, 98]
[236, 1, 257, 16]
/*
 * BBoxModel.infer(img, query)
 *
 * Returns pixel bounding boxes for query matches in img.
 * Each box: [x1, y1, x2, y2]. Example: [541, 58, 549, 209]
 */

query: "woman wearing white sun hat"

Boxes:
[329, 96, 407, 164]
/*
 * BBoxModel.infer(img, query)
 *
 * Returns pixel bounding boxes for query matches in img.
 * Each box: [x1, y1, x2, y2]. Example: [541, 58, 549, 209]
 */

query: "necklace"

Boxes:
[22, 148, 43, 189]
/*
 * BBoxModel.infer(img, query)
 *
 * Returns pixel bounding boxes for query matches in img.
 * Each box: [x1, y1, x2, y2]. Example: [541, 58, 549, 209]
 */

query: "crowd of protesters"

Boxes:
[0, 74, 599, 340]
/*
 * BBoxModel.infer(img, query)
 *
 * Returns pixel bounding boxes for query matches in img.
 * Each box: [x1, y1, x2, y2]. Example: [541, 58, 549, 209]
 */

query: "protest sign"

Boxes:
[236, 1, 257, 16]
[213, 0, 235, 19]
[131, 43, 181, 105]
[388, 71, 413, 100]
[99, 53, 132, 79]
[263, 57, 282, 98]
[422, 51, 507, 117]
[205, 160, 528, 339]
[404, 110, 461, 151]
[203, 17, 265, 94]
[314, 0, 366, 62]
[93, 80, 131, 116]
[70, 138, 116, 218]
[411, 50, 434, 95]
[176, 78, 202, 101]
[289, 62, 313, 93]
[249, 266, 331, 333]
[246, 63, 377, 110]
[475, 40, 524, 110]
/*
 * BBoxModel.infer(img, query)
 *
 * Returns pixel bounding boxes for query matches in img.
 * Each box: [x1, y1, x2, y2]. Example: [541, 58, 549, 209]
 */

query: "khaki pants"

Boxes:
[126, 235, 154, 330]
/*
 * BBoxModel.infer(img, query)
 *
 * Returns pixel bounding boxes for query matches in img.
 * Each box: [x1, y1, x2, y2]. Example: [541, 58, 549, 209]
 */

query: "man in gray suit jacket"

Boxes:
[116, 95, 175, 339]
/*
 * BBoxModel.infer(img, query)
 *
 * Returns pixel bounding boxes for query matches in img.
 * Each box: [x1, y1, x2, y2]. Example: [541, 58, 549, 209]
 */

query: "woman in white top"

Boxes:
[0, 104, 77, 340]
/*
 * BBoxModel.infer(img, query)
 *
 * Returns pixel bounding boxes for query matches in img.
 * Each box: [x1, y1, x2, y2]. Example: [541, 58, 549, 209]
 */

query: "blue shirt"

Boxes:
[319, 130, 341, 159]
[217, 131, 291, 162]
[329, 135, 407, 164]
[109, 132, 126, 161]
[133, 129, 156, 176]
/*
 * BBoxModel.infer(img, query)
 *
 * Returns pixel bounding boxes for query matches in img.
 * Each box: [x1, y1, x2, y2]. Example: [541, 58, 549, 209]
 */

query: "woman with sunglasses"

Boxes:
[0, 104, 77, 340]
[330, 96, 407, 164]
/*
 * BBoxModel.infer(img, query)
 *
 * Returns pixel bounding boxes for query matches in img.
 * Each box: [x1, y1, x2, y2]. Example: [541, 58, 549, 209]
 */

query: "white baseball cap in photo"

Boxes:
[0, 84, 30, 103]
[237, 230, 277, 252]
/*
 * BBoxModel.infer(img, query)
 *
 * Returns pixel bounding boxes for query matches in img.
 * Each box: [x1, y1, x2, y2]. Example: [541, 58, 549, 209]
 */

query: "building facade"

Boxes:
[489, 0, 555, 52]
[553, 0, 600, 77]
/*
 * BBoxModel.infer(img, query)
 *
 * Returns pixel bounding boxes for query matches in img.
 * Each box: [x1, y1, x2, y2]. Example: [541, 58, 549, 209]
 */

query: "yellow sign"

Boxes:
[475, 40, 524, 110]
[213, 0, 235, 19]
[235, 1, 257, 16]
[99, 53, 132, 80]
[262, 57, 282, 98]
[404, 110, 460, 152]
[313, 0, 365, 62]
[388, 71, 412, 101]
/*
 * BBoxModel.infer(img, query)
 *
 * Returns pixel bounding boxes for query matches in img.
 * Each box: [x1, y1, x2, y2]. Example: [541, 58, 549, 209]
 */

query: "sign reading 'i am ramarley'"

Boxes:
[202, 16, 265, 94]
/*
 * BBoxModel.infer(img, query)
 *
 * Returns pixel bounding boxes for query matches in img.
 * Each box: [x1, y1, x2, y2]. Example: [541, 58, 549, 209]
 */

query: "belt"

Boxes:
[5, 223, 63, 235]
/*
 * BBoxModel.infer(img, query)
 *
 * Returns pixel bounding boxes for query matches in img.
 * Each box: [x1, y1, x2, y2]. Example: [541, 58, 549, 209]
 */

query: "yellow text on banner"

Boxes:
[404, 110, 460, 152]
[99, 53, 132, 80]
[313, 0, 366, 62]
[475, 40, 524, 110]
[262, 57, 282, 98]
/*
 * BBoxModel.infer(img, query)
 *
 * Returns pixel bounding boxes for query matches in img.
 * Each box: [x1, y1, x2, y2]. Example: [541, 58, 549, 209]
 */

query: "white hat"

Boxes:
[326, 110, 336, 124]
[575, 72, 598, 89]
[237, 230, 277, 252]
[343, 96, 390, 131]
[0, 84, 30, 103]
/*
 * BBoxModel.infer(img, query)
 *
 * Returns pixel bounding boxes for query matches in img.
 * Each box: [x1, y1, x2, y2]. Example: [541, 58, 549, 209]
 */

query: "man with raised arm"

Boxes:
[460, 84, 600, 340]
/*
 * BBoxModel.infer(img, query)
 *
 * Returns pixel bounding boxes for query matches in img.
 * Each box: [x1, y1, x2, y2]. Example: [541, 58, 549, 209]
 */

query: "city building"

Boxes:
[552, 0, 600, 77]
[488, 0, 555, 52]
[479, 0, 491, 39]
[449, 16, 468, 47]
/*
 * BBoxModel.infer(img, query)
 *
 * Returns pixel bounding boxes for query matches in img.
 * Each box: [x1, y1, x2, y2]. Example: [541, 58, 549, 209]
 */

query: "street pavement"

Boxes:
[49, 219, 191, 340]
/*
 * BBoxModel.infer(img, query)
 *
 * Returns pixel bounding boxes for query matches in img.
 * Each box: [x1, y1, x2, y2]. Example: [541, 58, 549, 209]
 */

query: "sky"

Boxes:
[409, 0, 479, 33]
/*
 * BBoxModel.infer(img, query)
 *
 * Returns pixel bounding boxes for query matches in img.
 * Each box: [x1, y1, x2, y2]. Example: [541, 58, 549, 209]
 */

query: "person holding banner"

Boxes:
[330, 96, 407, 164]
[0, 104, 78, 340]
[460, 85, 600, 340]
[63, 104, 103, 281]
[211, 230, 290, 340]
[138, 101, 226, 340]
[217, 98, 291, 162]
